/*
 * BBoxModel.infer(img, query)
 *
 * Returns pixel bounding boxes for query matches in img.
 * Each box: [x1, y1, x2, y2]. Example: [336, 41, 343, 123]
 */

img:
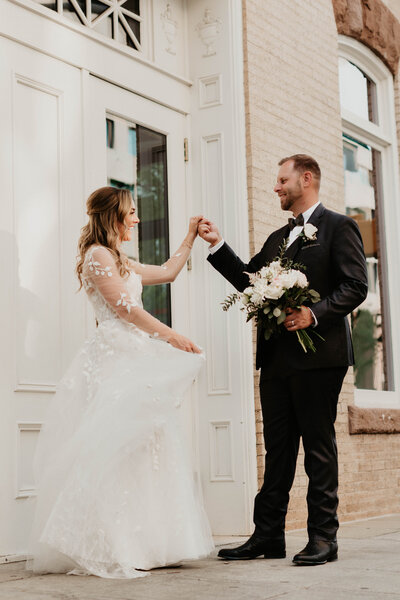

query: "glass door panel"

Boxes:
[106, 114, 171, 325]
[343, 135, 393, 390]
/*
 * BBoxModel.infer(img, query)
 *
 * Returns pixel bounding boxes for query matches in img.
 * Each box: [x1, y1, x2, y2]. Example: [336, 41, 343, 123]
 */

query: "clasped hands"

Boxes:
[196, 218, 313, 332]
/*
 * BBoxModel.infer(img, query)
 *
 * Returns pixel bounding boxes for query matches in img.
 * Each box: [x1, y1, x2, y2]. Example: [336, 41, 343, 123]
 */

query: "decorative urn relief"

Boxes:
[161, 3, 178, 55]
[196, 8, 222, 57]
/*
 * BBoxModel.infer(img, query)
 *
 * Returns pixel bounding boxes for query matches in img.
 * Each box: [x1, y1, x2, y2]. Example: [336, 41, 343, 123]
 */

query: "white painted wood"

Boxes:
[198, 74, 223, 108]
[209, 420, 234, 481]
[0, 37, 85, 556]
[16, 423, 42, 498]
[187, 0, 256, 535]
[1, 0, 192, 113]
[13, 75, 62, 390]
[0, 0, 254, 552]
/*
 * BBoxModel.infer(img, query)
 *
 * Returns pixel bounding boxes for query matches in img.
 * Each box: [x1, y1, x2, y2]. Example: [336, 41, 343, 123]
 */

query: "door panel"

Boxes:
[0, 37, 85, 555]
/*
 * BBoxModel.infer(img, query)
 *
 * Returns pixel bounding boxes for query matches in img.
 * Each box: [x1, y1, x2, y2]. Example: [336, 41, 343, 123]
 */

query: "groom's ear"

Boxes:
[302, 171, 313, 187]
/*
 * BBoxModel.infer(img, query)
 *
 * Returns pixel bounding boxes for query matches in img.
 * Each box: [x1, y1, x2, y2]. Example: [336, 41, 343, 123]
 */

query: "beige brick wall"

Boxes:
[242, 0, 400, 530]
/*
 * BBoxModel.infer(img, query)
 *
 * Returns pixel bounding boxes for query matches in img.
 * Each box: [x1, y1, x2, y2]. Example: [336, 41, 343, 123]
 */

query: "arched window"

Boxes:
[338, 36, 400, 408]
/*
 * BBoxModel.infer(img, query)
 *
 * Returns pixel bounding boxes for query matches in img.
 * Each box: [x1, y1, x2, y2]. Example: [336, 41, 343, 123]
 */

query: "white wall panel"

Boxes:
[14, 76, 62, 391]
[209, 420, 234, 481]
[201, 134, 231, 396]
[16, 423, 41, 498]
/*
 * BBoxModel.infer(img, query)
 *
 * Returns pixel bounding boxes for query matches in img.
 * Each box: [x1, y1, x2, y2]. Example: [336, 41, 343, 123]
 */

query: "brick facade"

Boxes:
[242, 0, 400, 529]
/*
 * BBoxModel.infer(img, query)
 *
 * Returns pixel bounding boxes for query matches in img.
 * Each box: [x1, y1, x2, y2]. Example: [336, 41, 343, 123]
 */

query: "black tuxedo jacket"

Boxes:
[208, 204, 368, 375]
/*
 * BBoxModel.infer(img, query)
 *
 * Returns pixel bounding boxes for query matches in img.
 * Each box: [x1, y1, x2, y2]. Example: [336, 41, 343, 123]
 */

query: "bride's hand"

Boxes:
[167, 331, 202, 354]
[187, 215, 204, 242]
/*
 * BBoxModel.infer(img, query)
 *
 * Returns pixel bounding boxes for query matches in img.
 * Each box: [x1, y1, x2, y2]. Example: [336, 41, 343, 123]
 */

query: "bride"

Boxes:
[28, 186, 214, 578]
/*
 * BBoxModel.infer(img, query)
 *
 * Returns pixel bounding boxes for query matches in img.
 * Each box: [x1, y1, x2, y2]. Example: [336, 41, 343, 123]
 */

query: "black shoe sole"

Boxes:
[218, 551, 286, 561]
[292, 552, 338, 566]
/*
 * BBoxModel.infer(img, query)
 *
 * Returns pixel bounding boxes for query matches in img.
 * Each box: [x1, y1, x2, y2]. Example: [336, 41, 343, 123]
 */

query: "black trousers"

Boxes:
[254, 366, 347, 542]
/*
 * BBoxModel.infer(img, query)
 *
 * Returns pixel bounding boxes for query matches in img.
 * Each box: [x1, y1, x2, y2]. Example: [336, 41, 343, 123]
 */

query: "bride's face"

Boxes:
[118, 201, 140, 242]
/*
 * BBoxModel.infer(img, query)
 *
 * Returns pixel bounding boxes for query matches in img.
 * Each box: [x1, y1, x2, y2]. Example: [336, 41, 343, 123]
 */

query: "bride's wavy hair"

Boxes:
[76, 186, 133, 288]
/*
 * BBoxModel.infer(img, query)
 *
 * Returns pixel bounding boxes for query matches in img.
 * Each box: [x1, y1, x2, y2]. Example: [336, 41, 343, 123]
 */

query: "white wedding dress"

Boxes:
[29, 245, 213, 579]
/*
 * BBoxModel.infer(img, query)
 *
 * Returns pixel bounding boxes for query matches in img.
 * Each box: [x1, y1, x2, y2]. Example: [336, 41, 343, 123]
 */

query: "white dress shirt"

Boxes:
[286, 201, 321, 248]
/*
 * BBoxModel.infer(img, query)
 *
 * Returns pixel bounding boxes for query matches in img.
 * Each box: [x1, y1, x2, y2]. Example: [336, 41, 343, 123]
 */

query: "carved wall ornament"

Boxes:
[196, 8, 222, 57]
[161, 3, 178, 55]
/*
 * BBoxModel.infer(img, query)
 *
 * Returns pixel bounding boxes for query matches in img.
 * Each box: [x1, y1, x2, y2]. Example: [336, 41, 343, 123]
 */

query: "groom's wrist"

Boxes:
[309, 308, 318, 327]
[209, 238, 224, 254]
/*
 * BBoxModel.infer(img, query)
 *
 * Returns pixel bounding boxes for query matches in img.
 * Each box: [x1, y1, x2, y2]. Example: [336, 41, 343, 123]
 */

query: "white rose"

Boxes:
[278, 271, 298, 290]
[295, 271, 308, 288]
[251, 291, 264, 306]
[264, 283, 284, 300]
[303, 223, 318, 240]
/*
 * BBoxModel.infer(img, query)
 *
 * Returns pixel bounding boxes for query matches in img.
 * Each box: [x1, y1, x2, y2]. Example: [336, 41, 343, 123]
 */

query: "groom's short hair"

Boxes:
[279, 154, 321, 188]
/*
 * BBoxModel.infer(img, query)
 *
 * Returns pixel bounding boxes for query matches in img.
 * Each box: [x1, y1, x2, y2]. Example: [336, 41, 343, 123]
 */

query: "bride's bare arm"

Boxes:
[130, 216, 203, 285]
[85, 246, 201, 353]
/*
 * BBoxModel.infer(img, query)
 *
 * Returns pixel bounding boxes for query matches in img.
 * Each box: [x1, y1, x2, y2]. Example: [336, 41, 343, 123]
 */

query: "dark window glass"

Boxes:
[106, 115, 171, 326]
[136, 126, 170, 326]
[106, 119, 115, 148]
[121, 15, 141, 47]
[122, 0, 140, 15]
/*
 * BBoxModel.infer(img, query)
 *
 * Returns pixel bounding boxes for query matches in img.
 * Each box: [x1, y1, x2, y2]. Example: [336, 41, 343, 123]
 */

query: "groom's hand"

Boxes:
[284, 307, 313, 331]
[198, 219, 222, 247]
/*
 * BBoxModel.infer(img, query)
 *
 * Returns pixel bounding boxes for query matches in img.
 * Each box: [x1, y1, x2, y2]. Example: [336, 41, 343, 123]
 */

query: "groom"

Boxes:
[198, 155, 368, 565]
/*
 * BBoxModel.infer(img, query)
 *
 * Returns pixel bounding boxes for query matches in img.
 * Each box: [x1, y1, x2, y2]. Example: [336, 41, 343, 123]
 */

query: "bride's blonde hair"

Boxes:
[76, 186, 133, 288]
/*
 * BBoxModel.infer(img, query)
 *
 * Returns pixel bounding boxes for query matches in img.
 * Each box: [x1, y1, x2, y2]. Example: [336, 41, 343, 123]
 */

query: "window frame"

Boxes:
[339, 35, 400, 408]
[10, 0, 151, 60]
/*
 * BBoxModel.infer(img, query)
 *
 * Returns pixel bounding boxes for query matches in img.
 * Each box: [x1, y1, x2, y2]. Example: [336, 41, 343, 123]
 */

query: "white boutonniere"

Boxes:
[299, 223, 318, 242]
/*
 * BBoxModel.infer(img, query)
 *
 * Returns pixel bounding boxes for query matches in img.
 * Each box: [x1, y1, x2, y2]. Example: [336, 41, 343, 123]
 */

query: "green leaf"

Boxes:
[277, 311, 286, 325]
[264, 329, 272, 340]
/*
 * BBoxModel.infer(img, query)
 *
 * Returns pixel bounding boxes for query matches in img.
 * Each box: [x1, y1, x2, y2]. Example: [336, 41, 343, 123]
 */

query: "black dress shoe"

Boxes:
[217, 534, 286, 560]
[292, 540, 338, 566]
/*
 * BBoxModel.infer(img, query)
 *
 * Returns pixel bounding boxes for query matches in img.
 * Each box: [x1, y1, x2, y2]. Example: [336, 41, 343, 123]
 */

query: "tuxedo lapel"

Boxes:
[284, 203, 326, 262]
[284, 235, 302, 261]
[306, 202, 325, 228]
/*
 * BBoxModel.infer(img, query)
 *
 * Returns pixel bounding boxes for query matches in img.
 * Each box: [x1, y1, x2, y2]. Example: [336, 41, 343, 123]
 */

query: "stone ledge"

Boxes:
[348, 404, 400, 434]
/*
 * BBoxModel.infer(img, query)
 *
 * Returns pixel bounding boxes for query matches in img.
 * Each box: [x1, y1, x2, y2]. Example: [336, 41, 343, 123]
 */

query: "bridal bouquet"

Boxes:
[222, 254, 323, 353]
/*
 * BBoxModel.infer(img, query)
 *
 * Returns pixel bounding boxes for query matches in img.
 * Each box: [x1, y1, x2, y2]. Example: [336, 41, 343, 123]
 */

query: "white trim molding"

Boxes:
[339, 35, 400, 409]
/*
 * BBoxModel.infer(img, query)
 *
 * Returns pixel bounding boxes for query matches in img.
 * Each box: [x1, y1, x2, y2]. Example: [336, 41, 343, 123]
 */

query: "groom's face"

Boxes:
[274, 161, 303, 212]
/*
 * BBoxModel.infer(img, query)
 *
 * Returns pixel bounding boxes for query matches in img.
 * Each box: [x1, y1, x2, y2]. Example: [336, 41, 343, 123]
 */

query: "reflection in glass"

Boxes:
[343, 135, 392, 390]
[106, 115, 171, 326]
[339, 58, 378, 124]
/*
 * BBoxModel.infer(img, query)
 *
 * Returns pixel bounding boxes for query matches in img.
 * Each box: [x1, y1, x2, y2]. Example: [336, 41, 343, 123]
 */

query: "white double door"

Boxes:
[0, 34, 253, 558]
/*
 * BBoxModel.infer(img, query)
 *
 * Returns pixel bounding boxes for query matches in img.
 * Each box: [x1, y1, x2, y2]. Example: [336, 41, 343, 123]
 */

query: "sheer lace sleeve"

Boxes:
[129, 238, 193, 285]
[85, 246, 172, 339]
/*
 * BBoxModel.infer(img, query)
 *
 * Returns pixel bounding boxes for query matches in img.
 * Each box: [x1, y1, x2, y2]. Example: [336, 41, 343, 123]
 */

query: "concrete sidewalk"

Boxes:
[1, 514, 399, 599]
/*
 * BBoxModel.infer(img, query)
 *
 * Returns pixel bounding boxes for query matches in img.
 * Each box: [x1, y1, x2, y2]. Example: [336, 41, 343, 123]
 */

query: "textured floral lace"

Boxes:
[82, 246, 143, 325]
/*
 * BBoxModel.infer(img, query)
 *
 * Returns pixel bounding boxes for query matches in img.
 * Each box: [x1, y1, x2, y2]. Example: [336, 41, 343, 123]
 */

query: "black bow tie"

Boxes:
[288, 214, 304, 231]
